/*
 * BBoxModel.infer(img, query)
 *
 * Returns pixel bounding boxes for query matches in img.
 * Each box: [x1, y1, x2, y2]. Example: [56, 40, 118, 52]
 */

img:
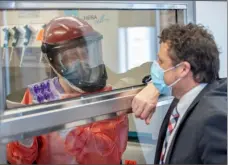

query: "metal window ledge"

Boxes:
[0, 85, 173, 143]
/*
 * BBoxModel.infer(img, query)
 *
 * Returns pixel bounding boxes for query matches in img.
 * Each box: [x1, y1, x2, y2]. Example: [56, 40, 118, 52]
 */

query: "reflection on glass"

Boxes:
[119, 27, 156, 72]
[7, 115, 129, 164]
[1, 9, 184, 107]
[4, 15, 130, 165]
[0, 8, 185, 164]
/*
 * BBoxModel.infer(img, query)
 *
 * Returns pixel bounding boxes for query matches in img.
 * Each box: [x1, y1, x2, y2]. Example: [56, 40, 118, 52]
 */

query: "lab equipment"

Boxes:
[10, 27, 21, 61]
[19, 25, 32, 67]
[2, 28, 11, 60]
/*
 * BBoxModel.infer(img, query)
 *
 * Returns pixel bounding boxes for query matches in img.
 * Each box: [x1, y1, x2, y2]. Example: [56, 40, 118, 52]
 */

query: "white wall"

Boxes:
[195, 1, 227, 78]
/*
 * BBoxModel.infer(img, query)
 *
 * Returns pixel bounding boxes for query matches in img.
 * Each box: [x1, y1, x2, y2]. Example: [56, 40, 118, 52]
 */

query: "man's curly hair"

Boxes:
[159, 23, 220, 83]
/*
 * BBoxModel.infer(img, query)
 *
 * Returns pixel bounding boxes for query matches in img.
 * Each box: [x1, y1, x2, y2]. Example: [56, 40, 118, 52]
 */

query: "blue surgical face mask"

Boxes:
[150, 61, 182, 95]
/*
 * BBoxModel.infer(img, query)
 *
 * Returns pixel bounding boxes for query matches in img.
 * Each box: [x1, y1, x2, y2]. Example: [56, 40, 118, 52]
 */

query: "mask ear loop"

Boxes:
[165, 63, 183, 87]
[168, 78, 182, 87]
[163, 63, 182, 73]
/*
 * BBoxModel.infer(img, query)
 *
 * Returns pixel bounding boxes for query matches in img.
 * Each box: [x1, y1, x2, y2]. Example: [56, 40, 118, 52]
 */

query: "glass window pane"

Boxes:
[6, 115, 129, 164]
[0, 7, 186, 164]
[1, 9, 185, 110]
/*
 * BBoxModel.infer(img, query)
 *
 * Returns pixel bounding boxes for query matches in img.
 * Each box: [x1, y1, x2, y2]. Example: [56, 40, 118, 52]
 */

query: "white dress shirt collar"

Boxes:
[176, 83, 208, 116]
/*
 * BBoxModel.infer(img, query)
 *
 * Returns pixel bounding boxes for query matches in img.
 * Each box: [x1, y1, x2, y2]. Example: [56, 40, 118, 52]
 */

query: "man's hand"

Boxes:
[132, 83, 159, 125]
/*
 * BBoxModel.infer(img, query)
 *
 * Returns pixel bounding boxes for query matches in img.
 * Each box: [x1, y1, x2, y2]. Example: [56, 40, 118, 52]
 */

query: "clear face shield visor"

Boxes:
[57, 41, 103, 71]
[43, 34, 107, 93]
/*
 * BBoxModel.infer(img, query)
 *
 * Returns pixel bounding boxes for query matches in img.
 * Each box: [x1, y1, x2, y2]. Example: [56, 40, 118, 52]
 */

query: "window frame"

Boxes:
[0, 1, 195, 163]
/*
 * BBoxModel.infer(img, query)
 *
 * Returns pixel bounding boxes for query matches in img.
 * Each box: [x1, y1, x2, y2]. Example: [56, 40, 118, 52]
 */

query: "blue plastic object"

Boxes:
[23, 25, 32, 46]
[3, 28, 11, 48]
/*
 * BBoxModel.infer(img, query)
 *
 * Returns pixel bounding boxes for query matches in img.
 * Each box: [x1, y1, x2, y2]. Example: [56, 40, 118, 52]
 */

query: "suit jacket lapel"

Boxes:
[154, 98, 179, 164]
[165, 84, 211, 163]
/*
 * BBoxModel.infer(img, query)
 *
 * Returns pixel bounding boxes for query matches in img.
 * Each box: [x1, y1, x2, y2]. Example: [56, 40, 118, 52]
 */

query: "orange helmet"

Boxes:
[41, 16, 107, 92]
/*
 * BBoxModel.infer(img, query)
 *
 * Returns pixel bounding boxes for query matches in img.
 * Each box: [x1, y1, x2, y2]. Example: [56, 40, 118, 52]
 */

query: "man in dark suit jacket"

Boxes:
[154, 78, 227, 164]
[131, 23, 227, 164]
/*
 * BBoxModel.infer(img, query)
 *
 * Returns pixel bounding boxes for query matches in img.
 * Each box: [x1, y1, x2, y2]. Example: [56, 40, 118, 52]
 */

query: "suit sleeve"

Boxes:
[198, 112, 227, 164]
[7, 89, 39, 164]
[65, 115, 129, 164]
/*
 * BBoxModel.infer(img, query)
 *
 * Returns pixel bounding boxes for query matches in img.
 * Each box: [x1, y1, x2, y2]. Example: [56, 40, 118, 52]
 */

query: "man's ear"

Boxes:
[179, 61, 191, 78]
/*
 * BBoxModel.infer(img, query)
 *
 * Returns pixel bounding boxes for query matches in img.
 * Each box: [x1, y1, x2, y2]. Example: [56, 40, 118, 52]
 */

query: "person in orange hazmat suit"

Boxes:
[6, 16, 129, 164]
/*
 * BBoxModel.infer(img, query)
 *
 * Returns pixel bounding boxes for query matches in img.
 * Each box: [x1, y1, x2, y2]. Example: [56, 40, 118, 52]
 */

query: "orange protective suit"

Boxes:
[7, 79, 129, 164]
